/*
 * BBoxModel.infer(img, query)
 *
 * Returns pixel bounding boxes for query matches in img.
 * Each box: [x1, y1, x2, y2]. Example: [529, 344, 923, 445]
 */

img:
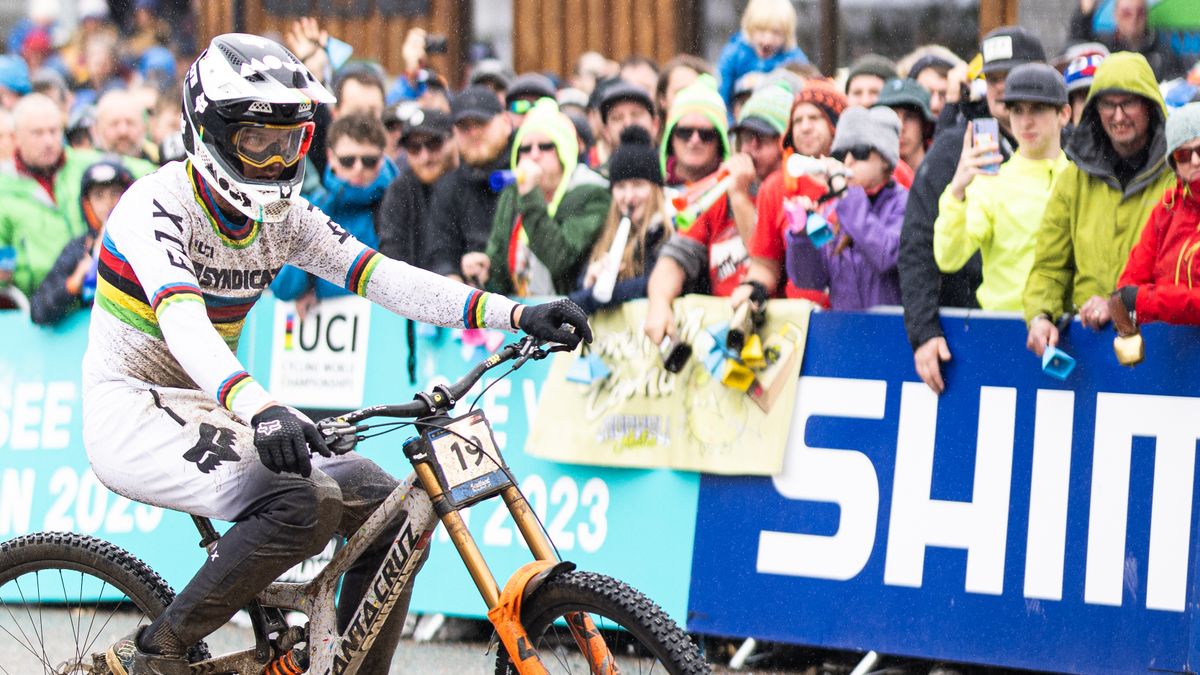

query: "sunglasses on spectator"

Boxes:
[673, 125, 720, 144]
[335, 154, 382, 169]
[832, 145, 873, 162]
[1173, 146, 1200, 165]
[516, 141, 556, 157]
[509, 99, 535, 115]
[403, 136, 445, 155]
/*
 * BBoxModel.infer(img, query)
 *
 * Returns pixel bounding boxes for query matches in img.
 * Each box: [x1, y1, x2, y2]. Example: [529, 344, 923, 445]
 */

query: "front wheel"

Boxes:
[0, 531, 210, 674]
[495, 570, 710, 674]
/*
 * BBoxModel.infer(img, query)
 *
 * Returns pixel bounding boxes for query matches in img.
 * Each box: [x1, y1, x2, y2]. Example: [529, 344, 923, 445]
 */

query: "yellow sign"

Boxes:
[526, 296, 811, 475]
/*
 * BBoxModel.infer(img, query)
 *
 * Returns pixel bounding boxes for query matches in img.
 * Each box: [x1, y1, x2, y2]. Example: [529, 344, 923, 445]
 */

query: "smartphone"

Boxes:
[971, 118, 1002, 175]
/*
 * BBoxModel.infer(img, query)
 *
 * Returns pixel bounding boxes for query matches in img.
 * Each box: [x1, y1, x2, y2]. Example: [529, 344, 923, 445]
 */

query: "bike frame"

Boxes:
[182, 427, 613, 675]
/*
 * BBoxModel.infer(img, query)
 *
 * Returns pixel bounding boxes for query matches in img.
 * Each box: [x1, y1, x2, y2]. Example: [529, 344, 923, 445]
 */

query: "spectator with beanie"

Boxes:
[596, 81, 659, 178]
[660, 74, 731, 188]
[934, 64, 1072, 312]
[485, 99, 610, 296]
[272, 114, 397, 314]
[900, 26, 1044, 394]
[715, 0, 809, 110]
[571, 126, 671, 314]
[1111, 103, 1200, 328]
[1025, 52, 1174, 356]
[1063, 45, 1108, 126]
[643, 83, 788, 345]
[877, 78, 935, 171]
[30, 159, 133, 325]
[845, 54, 897, 108]
[426, 85, 514, 285]
[783, 106, 908, 309]
[377, 108, 455, 269]
[729, 80, 848, 308]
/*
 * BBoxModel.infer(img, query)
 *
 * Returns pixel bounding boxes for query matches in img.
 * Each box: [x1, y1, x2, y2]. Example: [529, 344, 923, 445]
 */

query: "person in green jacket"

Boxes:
[1023, 51, 1173, 357]
[486, 98, 611, 297]
[934, 63, 1073, 312]
[0, 93, 156, 298]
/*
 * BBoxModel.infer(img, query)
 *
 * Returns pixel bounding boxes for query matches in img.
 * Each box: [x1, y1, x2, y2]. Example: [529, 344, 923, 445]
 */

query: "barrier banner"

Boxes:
[527, 296, 810, 475]
[268, 294, 372, 409]
[688, 310, 1200, 675]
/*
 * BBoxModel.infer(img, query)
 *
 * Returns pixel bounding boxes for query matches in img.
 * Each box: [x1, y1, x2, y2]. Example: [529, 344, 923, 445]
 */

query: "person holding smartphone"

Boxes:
[932, 64, 1072, 312]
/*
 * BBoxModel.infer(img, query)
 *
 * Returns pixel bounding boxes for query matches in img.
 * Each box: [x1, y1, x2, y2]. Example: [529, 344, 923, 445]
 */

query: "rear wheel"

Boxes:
[495, 570, 710, 674]
[0, 531, 209, 674]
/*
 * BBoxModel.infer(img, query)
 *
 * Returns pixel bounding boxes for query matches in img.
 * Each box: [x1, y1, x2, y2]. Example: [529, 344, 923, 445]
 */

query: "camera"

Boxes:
[425, 34, 448, 54]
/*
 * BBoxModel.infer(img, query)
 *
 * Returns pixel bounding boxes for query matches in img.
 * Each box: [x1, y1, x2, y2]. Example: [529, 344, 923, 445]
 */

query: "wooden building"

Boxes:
[196, 0, 1020, 86]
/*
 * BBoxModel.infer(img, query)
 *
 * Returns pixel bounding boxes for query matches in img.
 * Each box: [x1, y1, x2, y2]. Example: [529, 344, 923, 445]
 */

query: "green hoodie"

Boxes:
[0, 147, 156, 297]
[1022, 52, 1174, 323]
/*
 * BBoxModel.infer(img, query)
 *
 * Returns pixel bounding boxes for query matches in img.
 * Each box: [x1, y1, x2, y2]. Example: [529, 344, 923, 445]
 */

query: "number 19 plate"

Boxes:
[424, 410, 512, 507]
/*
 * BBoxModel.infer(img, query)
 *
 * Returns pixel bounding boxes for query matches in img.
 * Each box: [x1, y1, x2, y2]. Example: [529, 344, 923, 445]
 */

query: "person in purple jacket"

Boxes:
[784, 106, 907, 310]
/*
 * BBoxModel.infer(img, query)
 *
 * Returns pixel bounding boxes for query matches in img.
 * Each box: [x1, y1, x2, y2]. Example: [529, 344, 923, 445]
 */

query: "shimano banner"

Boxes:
[688, 310, 1200, 675]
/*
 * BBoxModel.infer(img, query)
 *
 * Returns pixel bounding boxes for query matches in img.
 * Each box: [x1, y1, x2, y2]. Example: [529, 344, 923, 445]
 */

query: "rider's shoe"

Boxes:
[105, 626, 189, 675]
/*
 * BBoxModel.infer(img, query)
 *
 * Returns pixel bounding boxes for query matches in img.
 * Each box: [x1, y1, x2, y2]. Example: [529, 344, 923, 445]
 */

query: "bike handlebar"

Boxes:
[330, 336, 563, 426]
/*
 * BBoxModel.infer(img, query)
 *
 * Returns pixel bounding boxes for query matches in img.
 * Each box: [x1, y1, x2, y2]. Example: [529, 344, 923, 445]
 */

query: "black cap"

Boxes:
[1000, 63, 1068, 106]
[730, 115, 780, 138]
[451, 85, 504, 124]
[876, 78, 934, 122]
[506, 73, 556, 104]
[599, 80, 655, 123]
[469, 58, 514, 91]
[980, 26, 1046, 74]
[845, 54, 897, 92]
[81, 159, 134, 196]
[401, 107, 452, 141]
[907, 54, 955, 80]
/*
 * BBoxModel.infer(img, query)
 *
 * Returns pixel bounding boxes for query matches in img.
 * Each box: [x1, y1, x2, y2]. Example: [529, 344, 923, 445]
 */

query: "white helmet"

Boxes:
[182, 34, 335, 223]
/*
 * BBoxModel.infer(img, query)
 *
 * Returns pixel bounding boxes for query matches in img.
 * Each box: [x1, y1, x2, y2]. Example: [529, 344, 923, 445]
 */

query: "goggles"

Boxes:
[229, 122, 315, 169]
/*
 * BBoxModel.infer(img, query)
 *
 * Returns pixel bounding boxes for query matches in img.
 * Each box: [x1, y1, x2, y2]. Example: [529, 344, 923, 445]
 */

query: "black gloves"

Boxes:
[250, 405, 331, 477]
[515, 299, 593, 350]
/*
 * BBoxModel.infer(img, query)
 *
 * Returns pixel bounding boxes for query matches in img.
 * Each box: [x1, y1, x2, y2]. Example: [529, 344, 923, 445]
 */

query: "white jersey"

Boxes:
[83, 161, 517, 424]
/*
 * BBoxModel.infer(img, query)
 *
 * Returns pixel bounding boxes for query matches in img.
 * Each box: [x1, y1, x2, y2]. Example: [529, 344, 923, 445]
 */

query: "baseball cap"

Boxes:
[506, 73, 556, 104]
[599, 80, 655, 122]
[81, 159, 134, 196]
[556, 87, 589, 111]
[401, 107, 452, 141]
[469, 58, 513, 91]
[451, 85, 504, 124]
[1065, 53, 1106, 94]
[1000, 63, 1068, 106]
[980, 26, 1046, 75]
[876, 78, 934, 122]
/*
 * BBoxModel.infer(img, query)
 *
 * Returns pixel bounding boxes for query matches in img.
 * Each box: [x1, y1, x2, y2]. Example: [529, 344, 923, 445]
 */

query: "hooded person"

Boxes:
[1024, 51, 1175, 355]
[485, 98, 611, 296]
[1111, 102, 1200, 329]
[29, 158, 133, 325]
[659, 74, 731, 187]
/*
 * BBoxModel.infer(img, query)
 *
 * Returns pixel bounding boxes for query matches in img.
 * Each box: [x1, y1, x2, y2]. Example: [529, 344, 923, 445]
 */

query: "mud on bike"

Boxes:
[0, 336, 710, 674]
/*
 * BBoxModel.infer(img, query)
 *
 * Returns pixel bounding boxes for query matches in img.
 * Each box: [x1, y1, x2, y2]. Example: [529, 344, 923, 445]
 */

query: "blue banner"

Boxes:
[688, 310, 1200, 675]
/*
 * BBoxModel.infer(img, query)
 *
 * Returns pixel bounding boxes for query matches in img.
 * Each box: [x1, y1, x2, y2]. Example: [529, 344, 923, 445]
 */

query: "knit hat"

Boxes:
[731, 83, 793, 137]
[783, 79, 848, 153]
[510, 98, 580, 217]
[876, 78, 934, 123]
[609, 125, 663, 186]
[845, 54, 897, 93]
[831, 106, 901, 168]
[1166, 102, 1200, 171]
[660, 74, 731, 174]
[0, 55, 30, 96]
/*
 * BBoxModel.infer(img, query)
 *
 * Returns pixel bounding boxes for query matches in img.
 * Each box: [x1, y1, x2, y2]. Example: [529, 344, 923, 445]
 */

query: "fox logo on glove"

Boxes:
[257, 419, 283, 436]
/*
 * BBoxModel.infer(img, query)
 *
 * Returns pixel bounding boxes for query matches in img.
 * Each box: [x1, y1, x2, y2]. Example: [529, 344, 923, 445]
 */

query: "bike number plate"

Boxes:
[424, 410, 512, 507]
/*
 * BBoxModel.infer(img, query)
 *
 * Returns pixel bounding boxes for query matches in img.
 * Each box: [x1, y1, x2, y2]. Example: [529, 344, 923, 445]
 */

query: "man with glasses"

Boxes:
[377, 107, 456, 268]
[425, 85, 513, 286]
[898, 26, 1043, 394]
[659, 74, 730, 188]
[1069, 0, 1186, 81]
[272, 113, 398, 316]
[1024, 51, 1174, 357]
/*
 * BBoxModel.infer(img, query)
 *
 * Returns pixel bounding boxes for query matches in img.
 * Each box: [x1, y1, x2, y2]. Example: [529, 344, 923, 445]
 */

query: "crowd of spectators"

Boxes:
[2, 0, 1200, 396]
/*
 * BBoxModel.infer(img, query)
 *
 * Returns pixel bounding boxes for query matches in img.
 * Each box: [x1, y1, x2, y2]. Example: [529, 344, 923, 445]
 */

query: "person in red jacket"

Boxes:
[1110, 103, 1200, 328]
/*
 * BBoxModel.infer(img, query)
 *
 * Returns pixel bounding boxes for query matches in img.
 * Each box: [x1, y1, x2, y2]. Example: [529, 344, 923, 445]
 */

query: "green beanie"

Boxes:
[734, 83, 793, 136]
[511, 97, 580, 217]
[660, 74, 731, 175]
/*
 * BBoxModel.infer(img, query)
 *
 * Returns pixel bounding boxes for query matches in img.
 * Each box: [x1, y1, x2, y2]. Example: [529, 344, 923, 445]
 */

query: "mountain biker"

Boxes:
[87, 34, 591, 675]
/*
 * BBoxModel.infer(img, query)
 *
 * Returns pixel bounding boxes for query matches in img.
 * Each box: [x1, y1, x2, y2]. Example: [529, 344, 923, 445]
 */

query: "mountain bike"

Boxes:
[0, 336, 710, 674]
